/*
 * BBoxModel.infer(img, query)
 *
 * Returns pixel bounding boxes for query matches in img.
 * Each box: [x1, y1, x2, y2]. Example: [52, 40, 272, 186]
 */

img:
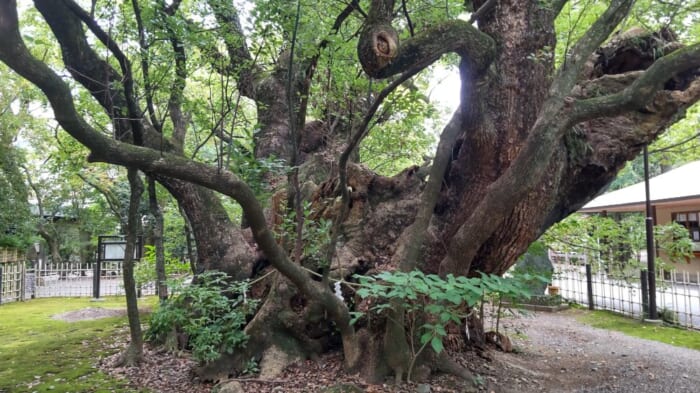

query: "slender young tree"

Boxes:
[117, 168, 145, 366]
[147, 176, 168, 301]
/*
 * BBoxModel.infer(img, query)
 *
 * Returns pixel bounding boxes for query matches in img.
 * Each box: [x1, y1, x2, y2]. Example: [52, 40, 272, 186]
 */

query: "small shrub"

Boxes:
[242, 357, 260, 375]
[658, 307, 679, 324]
[146, 271, 259, 363]
[354, 270, 547, 380]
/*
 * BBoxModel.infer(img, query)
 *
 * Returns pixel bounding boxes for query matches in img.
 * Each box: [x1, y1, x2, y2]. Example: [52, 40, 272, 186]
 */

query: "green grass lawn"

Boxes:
[576, 309, 700, 350]
[0, 297, 155, 393]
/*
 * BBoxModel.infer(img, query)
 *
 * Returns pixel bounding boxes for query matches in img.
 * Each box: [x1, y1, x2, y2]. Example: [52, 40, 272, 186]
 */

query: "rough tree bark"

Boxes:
[1, 0, 699, 385]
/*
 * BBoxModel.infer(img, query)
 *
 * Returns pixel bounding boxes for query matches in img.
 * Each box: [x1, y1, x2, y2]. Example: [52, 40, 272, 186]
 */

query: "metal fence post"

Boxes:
[28, 267, 35, 299]
[92, 262, 101, 299]
[641, 270, 649, 318]
[0, 266, 3, 304]
[20, 262, 25, 301]
[585, 264, 594, 310]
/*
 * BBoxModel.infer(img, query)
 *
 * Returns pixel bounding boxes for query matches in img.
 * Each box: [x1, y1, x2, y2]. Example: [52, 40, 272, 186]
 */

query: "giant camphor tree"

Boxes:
[1, 0, 699, 384]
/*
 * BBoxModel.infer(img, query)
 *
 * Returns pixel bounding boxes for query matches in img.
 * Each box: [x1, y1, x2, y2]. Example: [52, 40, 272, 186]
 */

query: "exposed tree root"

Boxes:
[435, 353, 475, 382]
[485, 331, 513, 353]
[112, 344, 144, 368]
[258, 346, 302, 379]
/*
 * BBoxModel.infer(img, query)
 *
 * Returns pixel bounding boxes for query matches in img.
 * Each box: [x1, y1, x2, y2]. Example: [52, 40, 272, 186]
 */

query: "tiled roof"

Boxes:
[580, 160, 700, 212]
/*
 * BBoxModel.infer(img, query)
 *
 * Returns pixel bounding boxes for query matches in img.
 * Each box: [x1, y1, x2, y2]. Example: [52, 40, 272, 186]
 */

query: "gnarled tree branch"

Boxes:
[207, 0, 258, 98]
[439, 0, 637, 275]
[131, 0, 161, 133]
[31, 0, 132, 140]
[571, 43, 700, 123]
[59, 0, 146, 145]
[550, 0, 634, 100]
[359, 19, 496, 78]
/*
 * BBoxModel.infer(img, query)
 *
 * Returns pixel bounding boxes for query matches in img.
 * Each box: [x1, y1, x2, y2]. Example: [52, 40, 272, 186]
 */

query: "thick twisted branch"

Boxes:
[359, 19, 495, 78]
[207, 0, 257, 98]
[550, 0, 635, 101]
[160, 1, 188, 146]
[30, 0, 131, 139]
[58, 0, 145, 145]
[131, 0, 160, 132]
[571, 43, 700, 122]
[438, 0, 638, 275]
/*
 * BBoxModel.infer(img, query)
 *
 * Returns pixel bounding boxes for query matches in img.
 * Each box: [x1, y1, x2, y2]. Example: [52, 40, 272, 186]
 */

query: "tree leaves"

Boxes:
[146, 271, 259, 364]
[544, 213, 695, 276]
[353, 269, 541, 357]
[0, 67, 35, 247]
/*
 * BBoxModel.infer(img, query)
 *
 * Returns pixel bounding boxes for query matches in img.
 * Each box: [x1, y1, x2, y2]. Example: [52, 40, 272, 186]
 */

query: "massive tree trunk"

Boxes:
[435, 1, 560, 275]
[1, 0, 699, 385]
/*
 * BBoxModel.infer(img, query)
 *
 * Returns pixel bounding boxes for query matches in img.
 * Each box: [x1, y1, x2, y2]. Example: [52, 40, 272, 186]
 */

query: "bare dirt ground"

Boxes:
[52, 307, 127, 322]
[93, 308, 700, 392]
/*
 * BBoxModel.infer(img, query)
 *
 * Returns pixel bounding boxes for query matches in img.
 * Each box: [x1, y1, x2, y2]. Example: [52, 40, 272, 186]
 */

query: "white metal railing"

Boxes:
[1, 259, 158, 304]
[553, 262, 700, 330]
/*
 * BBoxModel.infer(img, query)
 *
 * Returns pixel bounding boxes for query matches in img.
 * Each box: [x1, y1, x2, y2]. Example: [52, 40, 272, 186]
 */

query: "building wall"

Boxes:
[655, 203, 700, 280]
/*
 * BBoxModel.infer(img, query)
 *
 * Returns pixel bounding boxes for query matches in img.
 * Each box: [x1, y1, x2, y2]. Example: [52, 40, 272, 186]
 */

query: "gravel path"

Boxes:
[489, 310, 700, 393]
